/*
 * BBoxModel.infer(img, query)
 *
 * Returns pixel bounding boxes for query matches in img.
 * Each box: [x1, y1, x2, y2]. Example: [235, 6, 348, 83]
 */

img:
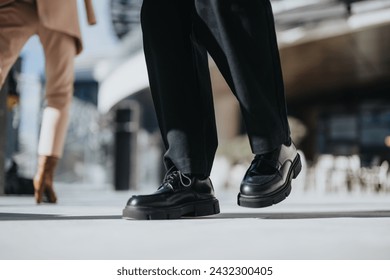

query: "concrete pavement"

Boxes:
[0, 183, 389, 260]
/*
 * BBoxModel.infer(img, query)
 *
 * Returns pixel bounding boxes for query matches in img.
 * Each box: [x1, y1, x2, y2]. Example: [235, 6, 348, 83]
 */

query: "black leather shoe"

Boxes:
[238, 142, 302, 208]
[122, 169, 220, 220]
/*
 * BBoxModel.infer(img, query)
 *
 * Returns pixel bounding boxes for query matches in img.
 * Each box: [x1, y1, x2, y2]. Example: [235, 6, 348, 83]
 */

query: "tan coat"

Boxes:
[0, 0, 96, 54]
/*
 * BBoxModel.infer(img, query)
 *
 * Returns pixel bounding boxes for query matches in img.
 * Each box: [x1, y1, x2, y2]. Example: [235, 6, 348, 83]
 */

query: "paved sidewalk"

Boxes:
[0, 183, 389, 260]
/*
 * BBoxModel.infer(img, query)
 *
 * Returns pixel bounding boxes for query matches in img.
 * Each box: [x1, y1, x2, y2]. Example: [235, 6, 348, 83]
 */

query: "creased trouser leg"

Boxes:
[141, 0, 217, 176]
[37, 27, 76, 158]
[194, 0, 290, 154]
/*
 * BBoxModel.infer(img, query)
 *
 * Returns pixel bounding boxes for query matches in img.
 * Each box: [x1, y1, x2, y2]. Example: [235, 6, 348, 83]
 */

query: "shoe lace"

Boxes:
[161, 167, 192, 189]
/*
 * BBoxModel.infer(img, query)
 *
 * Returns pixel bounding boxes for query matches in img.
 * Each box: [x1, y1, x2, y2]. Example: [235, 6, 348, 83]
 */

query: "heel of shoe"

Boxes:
[33, 177, 44, 204]
[45, 187, 57, 203]
[293, 154, 302, 179]
[184, 199, 220, 217]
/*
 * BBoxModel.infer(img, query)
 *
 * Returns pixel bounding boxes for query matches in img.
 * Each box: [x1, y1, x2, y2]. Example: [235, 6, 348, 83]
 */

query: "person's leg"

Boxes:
[194, 0, 301, 208]
[34, 26, 77, 203]
[0, 2, 38, 196]
[37, 28, 76, 158]
[122, 0, 220, 220]
[0, 2, 37, 86]
[141, 0, 217, 177]
[194, 0, 289, 154]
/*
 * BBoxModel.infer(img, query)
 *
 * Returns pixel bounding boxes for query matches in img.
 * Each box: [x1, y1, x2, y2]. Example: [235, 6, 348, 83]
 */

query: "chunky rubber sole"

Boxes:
[237, 154, 302, 208]
[122, 198, 220, 220]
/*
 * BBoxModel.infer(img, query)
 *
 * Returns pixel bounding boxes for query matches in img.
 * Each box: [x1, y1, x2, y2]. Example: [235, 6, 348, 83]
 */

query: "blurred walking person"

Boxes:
[0, 0, 96, 203]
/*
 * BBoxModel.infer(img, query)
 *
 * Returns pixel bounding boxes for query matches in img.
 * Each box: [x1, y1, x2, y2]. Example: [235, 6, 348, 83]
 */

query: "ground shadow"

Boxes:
[0, 213, 122, 221]
[1, 210, 390, 221]
[203, 210, 390, 219]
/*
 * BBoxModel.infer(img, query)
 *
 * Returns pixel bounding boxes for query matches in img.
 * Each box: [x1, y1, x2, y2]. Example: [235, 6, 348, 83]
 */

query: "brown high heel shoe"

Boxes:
[33, 155, 59, 204]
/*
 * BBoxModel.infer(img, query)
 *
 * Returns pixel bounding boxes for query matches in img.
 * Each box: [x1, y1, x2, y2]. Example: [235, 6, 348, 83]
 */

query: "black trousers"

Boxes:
[141, 0, 290, 176]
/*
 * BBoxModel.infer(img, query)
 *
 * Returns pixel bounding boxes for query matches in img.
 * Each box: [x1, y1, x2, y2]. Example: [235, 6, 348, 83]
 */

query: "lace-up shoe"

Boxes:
[123, 169, 220, 220]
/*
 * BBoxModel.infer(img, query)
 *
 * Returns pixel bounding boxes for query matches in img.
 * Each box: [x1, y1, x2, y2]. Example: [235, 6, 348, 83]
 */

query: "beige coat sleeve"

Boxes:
[84, 0, 96, 26]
